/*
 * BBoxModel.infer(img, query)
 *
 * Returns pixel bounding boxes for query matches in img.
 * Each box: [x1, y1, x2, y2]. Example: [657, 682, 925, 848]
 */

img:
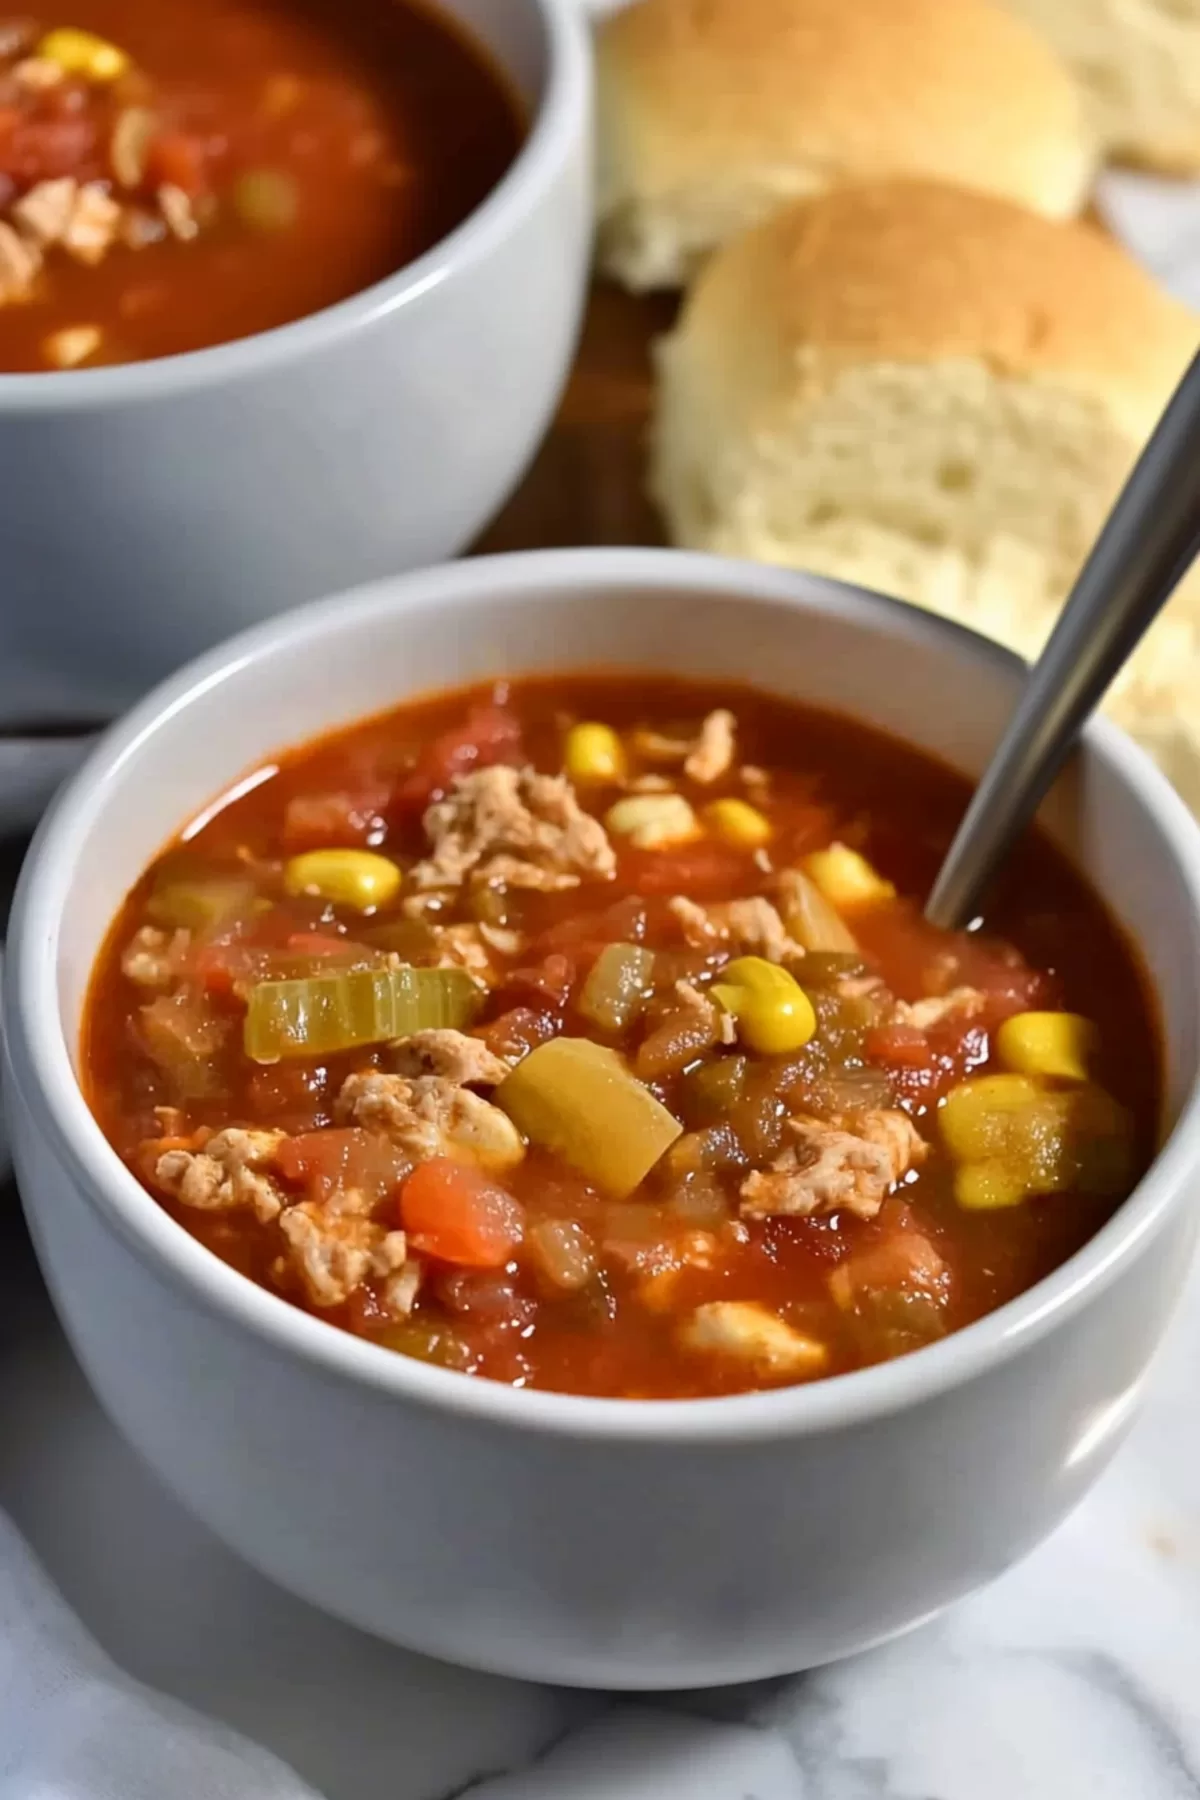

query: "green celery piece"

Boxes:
[146, 875, 259, 933]
[578, 942, 655, 1033]
[244, 964, 481, 1063]
[496, 1037, 682, 1199]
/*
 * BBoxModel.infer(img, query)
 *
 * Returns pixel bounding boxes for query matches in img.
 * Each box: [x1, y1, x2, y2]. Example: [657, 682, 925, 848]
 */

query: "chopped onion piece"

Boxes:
[578, 942, 654, 1033]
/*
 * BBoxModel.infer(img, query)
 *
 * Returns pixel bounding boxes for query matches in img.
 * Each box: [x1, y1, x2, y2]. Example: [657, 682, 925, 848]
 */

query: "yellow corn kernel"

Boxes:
[38, 26, 129, 79]
[804, 842, 895, 910]
[954, 1159, 1031, 1211]
[710, 955, 816, 1055]
[704, 797, 772, 848]
[938, 1072, 1044, 1163]
[605, 793, 699, 849]
[282, 849, 402, 913]
[996, 1011, 1096, 1084]
[565, 721, 626, 784]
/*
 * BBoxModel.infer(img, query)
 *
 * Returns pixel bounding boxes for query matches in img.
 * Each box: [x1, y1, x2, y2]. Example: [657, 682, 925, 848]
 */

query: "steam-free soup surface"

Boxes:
[0, 0, 522, 369]
[83, 674, 1159, 1398]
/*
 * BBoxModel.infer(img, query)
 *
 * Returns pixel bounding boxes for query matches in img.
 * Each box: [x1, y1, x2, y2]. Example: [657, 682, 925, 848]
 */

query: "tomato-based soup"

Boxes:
[82, 675, 1160, 1399]
[0, 0, 523, 370]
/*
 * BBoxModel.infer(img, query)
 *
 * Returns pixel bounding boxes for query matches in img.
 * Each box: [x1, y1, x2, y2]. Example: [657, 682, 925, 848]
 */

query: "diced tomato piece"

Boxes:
[393, 704, 522, 813]
[865, 1023, 936, 1070]
[246, 1062, 331, 1134]
[833, 1203, 948, 1304]
[971, 957, 1058, 1021]
[400, 1157, 525, 1267]
[622, 841, 751, 896]
[190, 938, 257, 997]
[279, 1127, 409, 1205]
[493, 953, 576, 1012]
[480, 1006, 558, 1062]
[145, 130, 207, 197]
[284, 930, 356, 958]
[281, 788, 390, 852]
[0, 104, 97, 184]
[434, 1266, 535, 1327]
[536, 896, 649, 960]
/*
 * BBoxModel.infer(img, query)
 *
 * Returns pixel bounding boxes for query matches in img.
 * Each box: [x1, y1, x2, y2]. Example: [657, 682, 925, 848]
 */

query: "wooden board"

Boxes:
[474, 283, 676, 554]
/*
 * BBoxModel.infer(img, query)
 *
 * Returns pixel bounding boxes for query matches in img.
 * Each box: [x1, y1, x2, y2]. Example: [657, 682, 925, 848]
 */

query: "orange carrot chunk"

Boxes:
[400, 1157, 524, 1268]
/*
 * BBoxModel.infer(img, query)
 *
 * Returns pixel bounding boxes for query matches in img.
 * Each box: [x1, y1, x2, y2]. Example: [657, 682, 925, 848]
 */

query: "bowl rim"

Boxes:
[0, 0, 587, 413]
[10, 546, 1200, 1446]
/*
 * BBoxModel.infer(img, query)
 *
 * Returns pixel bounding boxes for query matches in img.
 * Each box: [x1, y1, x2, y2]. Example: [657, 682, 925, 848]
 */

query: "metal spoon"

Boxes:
[926, 350, 1200, 930]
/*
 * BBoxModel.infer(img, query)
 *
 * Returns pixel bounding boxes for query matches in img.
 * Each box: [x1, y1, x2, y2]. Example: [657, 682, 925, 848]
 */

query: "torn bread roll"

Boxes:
[651, 178, 1200, 808]
[595, 0, 1095, 292]
[1002, 0, 1200, 175]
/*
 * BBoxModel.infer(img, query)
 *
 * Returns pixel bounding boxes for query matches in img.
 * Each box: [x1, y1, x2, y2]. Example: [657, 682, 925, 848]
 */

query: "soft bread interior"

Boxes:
[652, 347, 1200, 810]
[1003, 0, 1200, 173]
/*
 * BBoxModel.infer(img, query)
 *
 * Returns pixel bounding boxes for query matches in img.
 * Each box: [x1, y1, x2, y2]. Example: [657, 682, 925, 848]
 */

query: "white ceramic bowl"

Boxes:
[6, 549, 1200, 1690]
[0, 0, 591, 727]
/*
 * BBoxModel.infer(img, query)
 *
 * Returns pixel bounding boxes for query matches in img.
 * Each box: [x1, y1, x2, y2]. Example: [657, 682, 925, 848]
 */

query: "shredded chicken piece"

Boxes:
[43, 323, 101, 369]
[631, 726, 691, 762]
[337, 1071, 524, 1171]
[61, 182, 121, 264]
[631, 712, 737, 782]
[157, 181, 198, 240]
[120, 925, 191, 989]
[279, 1204, 408, 1309]
[684, 710, 736, 783]
[119, 206, 164, 250]
[740, 1110, 927, 1222]
[892, 987, 987, 1031]
[412, 766, 615, 893]
[674, 977, 737, 1045]
[668, 894, 803, 965]
[477, 921, 523, 957]
[426, 922, 498, 986]
[388, 1029, 512, 1086]
[154, 1128, 287, 1224]
[669, 895, 720, 948]
[401, 890, 448, 919]
[14, 178, 121, 266]
[681, 1302, 827, 1378]
[0, 219, 40, 301]
[835, 973, 888, 1003]
[719, 898, 804, 964]
[385, 1259, 423, 1318]
[12, 177, 77, 245]
[13, 55, 62, 88]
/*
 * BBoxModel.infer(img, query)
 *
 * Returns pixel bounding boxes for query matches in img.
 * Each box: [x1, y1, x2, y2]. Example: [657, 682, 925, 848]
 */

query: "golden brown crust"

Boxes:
[675, 179, 1198, 438]
[598, 0, 1093, 219]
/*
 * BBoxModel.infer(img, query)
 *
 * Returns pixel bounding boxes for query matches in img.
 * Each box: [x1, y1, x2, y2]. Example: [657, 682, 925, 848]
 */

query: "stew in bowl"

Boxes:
[84, 670, 1159, 1399]
[0, 0, 523, 369]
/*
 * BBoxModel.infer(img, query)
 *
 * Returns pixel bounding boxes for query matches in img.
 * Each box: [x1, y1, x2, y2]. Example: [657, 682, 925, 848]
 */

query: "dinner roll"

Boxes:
[651, 180, 1200, 808]
[595, 0, 1095, 292]
[1002, 0, 1200, 174]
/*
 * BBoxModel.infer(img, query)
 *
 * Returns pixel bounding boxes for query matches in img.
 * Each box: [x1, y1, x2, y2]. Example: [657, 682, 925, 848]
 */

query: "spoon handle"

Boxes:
[926, 349, 1200, 931]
